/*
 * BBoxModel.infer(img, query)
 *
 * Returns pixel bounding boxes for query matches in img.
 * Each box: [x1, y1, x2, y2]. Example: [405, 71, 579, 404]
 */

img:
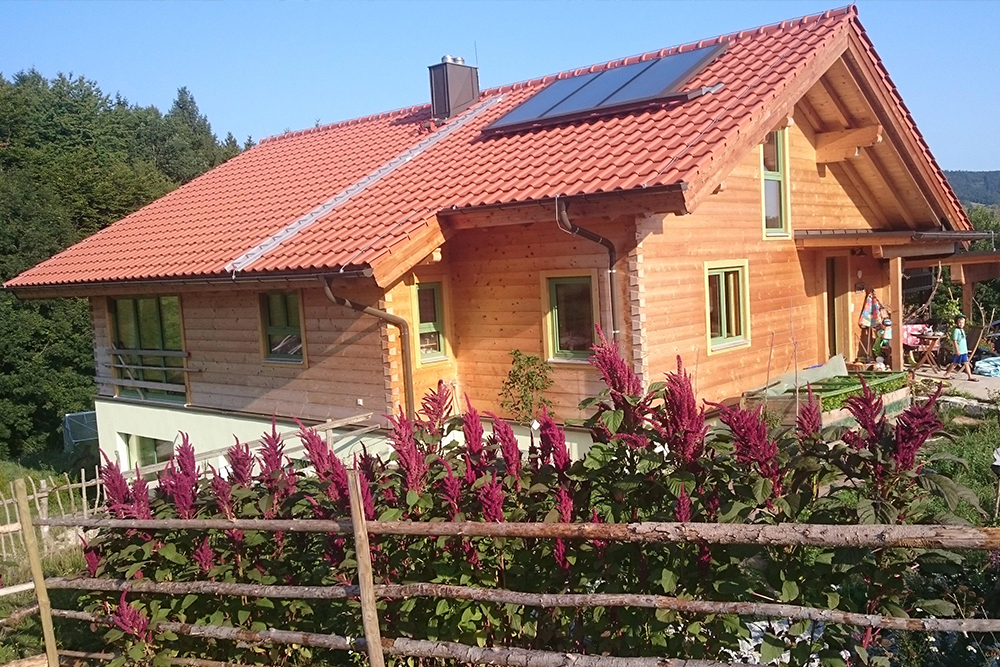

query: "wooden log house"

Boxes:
[4, 6, 982, 463]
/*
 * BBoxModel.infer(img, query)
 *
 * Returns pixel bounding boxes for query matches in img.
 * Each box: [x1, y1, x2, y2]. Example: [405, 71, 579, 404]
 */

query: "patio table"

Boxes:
[911, 333, 944, 373]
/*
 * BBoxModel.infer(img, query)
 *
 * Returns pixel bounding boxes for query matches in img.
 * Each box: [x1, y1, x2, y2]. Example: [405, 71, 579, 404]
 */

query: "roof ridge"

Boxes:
[479, 4, 856, 96]
[258, 4, 855, 147]
[259, 102, 432, 145]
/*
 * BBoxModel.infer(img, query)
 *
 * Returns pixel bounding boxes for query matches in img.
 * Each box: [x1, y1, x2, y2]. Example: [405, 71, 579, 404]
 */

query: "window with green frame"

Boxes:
[762, 129, 789, 235]
[261, 292, 303, 361]
[707, 265, 748, 349]
[109, 296, 186, 402]
[548, 276, 594, 360]
[124, 434, 174, 480]
[417, 282, 446, 361]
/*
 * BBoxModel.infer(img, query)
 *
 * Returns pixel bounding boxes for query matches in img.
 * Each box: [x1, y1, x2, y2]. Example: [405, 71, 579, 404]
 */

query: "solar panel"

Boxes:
[485, 43, 727, 133]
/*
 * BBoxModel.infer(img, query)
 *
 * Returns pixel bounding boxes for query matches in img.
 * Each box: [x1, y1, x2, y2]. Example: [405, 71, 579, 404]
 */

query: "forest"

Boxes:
[0, 70, 244, 460]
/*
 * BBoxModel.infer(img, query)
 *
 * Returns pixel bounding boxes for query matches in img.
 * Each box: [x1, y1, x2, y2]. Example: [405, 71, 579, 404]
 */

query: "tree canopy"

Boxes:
[0, 70, 243, 458]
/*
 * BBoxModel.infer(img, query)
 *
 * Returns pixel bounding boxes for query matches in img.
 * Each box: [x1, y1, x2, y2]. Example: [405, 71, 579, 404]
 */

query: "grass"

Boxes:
[925, 409, 1000, 525]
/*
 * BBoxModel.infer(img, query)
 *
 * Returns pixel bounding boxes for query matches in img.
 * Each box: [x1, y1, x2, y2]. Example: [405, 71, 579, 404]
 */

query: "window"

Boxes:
[123, 434, 175, 479]
[706, 262, 749, 351]
[109, 296, 186, 402]
[762, 129, 789, 236]
[547, 276, 595, 360]
[416, 282, 447, 361]
[261, 292, 304, 361]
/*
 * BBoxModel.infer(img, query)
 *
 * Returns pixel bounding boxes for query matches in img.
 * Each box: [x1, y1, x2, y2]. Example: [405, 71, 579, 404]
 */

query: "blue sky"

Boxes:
[1, 1, 997, 170]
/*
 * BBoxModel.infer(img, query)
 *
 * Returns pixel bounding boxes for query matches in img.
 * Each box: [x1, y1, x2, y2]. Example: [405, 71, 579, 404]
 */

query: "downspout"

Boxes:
[320, 277, 416, 420]
[555, 197, 620, 342]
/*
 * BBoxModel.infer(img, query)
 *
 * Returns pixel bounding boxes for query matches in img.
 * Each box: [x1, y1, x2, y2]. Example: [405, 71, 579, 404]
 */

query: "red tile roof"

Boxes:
[4, 5, 968, 292]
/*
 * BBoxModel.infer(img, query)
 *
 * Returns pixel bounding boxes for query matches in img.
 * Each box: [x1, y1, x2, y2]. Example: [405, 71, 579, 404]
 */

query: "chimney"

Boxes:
[429, 55, 480, 120]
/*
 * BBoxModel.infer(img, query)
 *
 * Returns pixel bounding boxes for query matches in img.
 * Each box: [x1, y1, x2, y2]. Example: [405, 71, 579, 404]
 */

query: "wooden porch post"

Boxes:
[890, 257, 905, 372]
[962, 282, 975, 321]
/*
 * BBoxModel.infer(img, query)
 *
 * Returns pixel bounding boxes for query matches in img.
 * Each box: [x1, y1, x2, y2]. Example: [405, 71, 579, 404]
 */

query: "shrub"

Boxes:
[79, 341, 976, 667]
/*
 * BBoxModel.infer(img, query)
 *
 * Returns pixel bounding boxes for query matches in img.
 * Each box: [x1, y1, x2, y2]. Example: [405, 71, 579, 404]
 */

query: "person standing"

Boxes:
[943, 314, 977, 381]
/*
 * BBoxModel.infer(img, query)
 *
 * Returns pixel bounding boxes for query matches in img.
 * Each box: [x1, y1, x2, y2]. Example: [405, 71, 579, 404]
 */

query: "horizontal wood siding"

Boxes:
[641, 101, 888, 405]
[389, 219, 636, 421]
[184, 284, 387, 422]
[91, 297, 114, 397]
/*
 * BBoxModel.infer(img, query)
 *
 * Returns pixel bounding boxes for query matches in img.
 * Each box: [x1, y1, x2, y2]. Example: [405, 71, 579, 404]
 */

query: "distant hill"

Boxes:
[944, 170, 1000, 206]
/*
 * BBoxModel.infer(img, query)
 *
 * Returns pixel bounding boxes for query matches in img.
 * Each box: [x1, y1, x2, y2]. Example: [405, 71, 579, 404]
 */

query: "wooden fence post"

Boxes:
[14, 479, 59, 667]
[80, 469, 88, 519]
[64, 474, 76, 516]
[347, 470, 385, 667]
[38, 479, 50, 553]
[9, 483, 26, 548]
[0, 492, 11, 557]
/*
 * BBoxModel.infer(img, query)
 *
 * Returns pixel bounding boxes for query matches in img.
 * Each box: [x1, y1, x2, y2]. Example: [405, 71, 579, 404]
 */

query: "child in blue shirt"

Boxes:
[943, 315, 977, 381]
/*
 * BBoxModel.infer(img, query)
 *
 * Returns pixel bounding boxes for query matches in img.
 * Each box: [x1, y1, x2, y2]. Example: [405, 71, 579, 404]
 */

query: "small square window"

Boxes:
[261, 292, 303, 361]
[706, 263, 749, 351]
[417, 283, 446, 361]
[548, 277, 594, 359]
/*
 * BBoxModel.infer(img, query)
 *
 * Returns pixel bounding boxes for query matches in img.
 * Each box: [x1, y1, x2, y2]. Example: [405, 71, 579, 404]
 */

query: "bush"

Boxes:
[78, 340, 975, 667]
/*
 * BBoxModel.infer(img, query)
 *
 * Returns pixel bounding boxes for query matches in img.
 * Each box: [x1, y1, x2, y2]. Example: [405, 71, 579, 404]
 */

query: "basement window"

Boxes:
[706, 261, 750, 352]
[417, 282, 447, 361]
[762, 129, 790, 237]
[547, 276, 595, 360]
[261, 291, 304, 362]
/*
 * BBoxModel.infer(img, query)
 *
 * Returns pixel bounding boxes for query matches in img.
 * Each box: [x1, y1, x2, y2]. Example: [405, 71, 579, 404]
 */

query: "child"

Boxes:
[943, 315, 977, 381]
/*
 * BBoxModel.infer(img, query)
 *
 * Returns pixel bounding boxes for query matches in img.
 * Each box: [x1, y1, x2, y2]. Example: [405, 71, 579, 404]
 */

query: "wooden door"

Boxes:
[826, 256, 850, 359]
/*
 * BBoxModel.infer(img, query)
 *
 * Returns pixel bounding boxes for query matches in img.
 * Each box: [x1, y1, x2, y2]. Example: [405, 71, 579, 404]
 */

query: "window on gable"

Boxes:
[261, 291, 304, 361]
[762, 129, 789, 236]
[706, 263, 749, 351]
[109, 296, 186, 402]
[548, 276, 595, 360]
[417, 282, 447, 361]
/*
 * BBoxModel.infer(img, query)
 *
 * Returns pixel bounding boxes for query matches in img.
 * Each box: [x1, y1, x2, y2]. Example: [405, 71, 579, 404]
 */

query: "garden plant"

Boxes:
[77, 332, 980, 667]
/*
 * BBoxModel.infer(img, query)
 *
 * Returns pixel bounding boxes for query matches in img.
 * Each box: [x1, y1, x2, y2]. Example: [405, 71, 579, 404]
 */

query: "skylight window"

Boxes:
[485, 43, 727, 134]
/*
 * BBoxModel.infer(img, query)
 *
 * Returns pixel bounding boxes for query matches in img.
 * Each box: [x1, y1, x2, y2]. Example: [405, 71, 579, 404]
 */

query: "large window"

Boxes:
[706, 262, 749, 351]
[123, 433, 175, 478]
[260, 292, 304, 362]
[762, 129, 789, 236]
[547, 276, 595, 360]
[417, 282, 447, 361]
[109, 296, 186, 402]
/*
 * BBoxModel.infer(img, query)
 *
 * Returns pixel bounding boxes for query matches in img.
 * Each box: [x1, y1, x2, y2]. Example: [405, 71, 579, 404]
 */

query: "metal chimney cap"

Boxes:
[441, 55, 466, 65]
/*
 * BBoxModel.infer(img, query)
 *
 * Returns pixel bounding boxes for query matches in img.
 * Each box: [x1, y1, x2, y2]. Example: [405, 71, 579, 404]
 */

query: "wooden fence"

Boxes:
[0, 468, 104, 568]
[9, 473, 1000, 667]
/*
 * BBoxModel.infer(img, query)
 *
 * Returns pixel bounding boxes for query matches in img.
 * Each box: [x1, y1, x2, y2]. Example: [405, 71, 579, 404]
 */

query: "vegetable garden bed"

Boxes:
[745, 371, 910, 429]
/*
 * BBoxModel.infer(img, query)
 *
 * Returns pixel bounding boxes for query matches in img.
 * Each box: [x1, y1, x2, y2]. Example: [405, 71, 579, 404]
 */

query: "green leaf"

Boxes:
[158, 543, 187, 565]
[855, 645, 869, 665]
[238, 610, 251, 625]
[914, 598, 957, 616]
[406, 489, 420, 508]
[435, 599, 450, 616]
[599, 409, 624, 433]
[760, 633, 785, 663]
[658, 568, 678, 594]
[378, 508, 403, 522]
[825, 591, 840, 609]
[780, 579, 799, 602]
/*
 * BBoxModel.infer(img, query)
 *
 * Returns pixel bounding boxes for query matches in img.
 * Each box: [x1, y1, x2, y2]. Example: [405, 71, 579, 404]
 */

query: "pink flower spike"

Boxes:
[100, 451, 132, 519]
[439, 458, 462, 519]
[589, 325, 642, 396]
[193, 536, 214, 574]
[387, 409, 429, 495]
[537, 407, 569, 470]
[81, 536, 100, 576]
[130, 468, 151, 520]
[227, 437, 254, 486]
[419, 380, 453, 439]
[795, 384, 822, 443]
[486, 414, 522, 482]
[478, 473, 505, 523]
[657, 356, 707, 466]
[674, 485, 692, 523]
[463, 395, 485, 483]
[112, 591, 151, 642]
[208, 464, 234, 519]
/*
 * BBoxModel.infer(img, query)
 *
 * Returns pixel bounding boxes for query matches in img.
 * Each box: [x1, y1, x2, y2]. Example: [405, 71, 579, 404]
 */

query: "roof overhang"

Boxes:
[4, 267, 375, 300]
[795, 229, 992, 260]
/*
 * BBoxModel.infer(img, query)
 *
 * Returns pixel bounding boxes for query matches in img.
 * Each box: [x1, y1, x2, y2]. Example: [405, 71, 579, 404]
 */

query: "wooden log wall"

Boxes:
[640, 104, 890, 405]
[386, 218, 636, 420]
[90, 279, 390, 424]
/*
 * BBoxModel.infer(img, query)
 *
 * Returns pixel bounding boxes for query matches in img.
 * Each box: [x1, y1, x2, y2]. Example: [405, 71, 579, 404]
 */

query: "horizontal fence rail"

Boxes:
[50, 608, 747, 667]
[33, 516, 1000, 551]
[44, 577, 1000, 633]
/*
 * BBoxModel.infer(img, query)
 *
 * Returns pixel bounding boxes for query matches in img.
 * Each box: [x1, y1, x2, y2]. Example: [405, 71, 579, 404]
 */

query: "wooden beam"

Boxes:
[795, 231, 914, 249]
[889, 257, 904, 371]
[347, 470, 386, 667]
[14, 480, 58, 667]
[963, 264, 1000, 284]
[816, 125, 882, 163]
[873, 242, 955, 259]
[907, 251, 1000, 269]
